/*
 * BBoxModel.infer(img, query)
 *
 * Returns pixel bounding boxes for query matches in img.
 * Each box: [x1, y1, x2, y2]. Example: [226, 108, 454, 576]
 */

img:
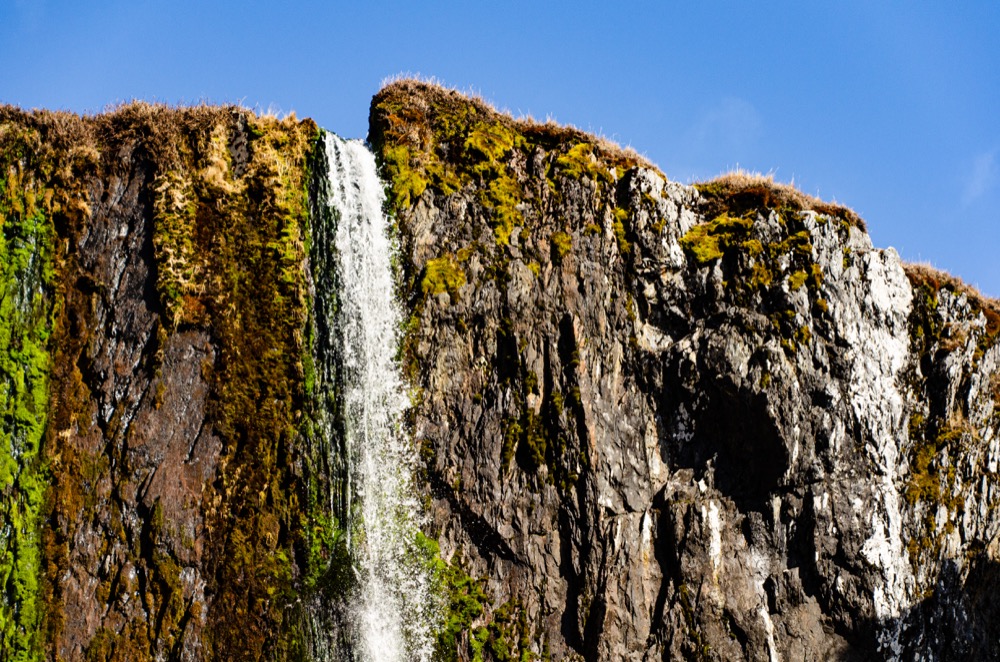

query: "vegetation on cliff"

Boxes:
[694, 170, 865, 231]
[144, 107, 317, 658]
[900, 264, 1000, 575]
[369, 79, 650, 494]
[0, 116, 59, 661]
[369, 78, 648, 245]
[0, 80, 999, 660]
[0, 103, 319, 660]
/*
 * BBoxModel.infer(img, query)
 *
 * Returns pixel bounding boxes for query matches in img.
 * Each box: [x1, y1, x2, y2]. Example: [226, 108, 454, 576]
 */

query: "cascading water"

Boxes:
[308, 132, 437, 661]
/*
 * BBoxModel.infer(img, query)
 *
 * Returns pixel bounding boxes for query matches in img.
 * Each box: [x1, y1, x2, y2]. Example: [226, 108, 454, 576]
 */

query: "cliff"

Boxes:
[369, 81, 1000, 661]
[0, 81, 997, 660]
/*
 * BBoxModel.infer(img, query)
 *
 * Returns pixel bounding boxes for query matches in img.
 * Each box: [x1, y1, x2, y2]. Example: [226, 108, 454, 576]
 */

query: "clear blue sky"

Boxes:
[3, 1, 998, 294]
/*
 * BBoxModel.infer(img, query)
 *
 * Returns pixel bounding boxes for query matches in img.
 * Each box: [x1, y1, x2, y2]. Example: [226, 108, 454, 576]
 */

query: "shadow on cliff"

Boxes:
[867, 555, 1000, 661]
[828, 554, 1000, 661]
[662, 365, 789, 514]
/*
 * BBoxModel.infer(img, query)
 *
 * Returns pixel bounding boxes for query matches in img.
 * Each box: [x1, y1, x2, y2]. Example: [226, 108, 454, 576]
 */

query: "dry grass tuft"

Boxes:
[695, 169, 866, 230]
[904, 262, 1000, 337]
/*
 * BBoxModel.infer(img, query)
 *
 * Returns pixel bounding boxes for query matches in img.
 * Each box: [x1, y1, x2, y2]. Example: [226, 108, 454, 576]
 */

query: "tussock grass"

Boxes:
[904, 262, 1000, 337]
[695, 169, 866, 230]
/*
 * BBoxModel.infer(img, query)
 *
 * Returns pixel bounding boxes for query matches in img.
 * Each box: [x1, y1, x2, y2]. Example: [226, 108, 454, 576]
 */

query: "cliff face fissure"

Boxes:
[0, 82, 999, 661]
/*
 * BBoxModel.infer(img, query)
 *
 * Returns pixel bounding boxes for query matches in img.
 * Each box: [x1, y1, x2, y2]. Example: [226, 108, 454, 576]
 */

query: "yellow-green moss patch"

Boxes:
[550, 231, 572, 260]
[422, 255, 467, 297]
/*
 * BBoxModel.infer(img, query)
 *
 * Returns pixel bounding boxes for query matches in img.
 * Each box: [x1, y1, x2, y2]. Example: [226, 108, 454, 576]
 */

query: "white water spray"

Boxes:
[316, 133, 436, 662]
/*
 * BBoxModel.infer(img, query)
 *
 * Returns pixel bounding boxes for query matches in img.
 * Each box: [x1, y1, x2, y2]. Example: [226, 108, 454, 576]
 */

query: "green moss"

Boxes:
[152, 170, 199, 326]
[130, 112, 321, 657]
[906, 268, 1000, 367]
[465, 122, 521, 163]
[371, 82, 653, 265]
[905, 418, 968, 508]
[795, 325, 812, 346]
[482, 173, 523, 245]
[554, 143, 612, 183]
[501, 419, 522, 472]
[502, 377, 577, 491]
[550, 232, 572, 260]
[522, 411, 547, 470]
[679, 213, 754, 265]
[772, 230, 813, 258]
[742, 239, 764, 256]
[422, 255, 467, 298]
[749, 263, 772, 289]
[370, 90, 530, 246]
[809, 263, 824, 289]
[524, 371, 539, 395]
[612, 220, 631, 256]
[478, 599, 534, 662]
[680, 224, 722, 264]
[0, 158, 54, 660]
[382, 144, 429, 209]
[415, 533, 492, 662]
[680, 208, 833, 357]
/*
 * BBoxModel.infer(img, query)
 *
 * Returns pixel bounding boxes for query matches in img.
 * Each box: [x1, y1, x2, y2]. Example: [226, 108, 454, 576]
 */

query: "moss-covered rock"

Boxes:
[0, 122, 57, 661]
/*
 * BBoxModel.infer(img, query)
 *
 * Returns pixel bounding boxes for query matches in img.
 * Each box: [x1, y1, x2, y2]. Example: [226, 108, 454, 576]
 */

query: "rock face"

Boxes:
[370, 81, 1000, 661]
[0, 105, 317, 660]
[1, 82, 999, 661]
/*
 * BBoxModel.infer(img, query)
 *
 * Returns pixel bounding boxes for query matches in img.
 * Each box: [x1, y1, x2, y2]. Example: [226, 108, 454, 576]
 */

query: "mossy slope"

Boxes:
[146, 107, 317, 659]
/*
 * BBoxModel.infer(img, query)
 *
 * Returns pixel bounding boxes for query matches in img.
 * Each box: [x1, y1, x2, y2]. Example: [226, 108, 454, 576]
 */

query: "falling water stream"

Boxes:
[310, 133, 436, 661]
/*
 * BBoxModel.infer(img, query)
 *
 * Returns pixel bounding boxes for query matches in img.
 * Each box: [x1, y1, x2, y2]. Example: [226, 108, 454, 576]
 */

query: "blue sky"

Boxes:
[3, 1, 999, 294]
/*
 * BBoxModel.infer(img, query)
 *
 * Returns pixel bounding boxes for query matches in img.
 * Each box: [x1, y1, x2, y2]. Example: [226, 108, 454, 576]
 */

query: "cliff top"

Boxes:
[0, 101, 317, 182]
[371, 78, 1000, 320]
[4, 85, 996, 329]
[371, 78, 654, 171]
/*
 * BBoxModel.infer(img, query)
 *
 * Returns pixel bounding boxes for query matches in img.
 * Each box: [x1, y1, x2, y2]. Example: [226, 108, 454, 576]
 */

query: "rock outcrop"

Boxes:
[371, 80, 1000, 661]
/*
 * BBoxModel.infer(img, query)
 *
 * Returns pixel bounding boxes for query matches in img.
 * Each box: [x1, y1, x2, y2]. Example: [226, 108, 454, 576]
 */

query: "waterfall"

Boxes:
[308, 133, 437, 662]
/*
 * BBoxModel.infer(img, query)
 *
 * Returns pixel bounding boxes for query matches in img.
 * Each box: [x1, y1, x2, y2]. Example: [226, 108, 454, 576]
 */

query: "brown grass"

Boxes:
[904, 262, 1000, 337]
[695, 169, 866, 230]
[372, 77, 656, 173]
